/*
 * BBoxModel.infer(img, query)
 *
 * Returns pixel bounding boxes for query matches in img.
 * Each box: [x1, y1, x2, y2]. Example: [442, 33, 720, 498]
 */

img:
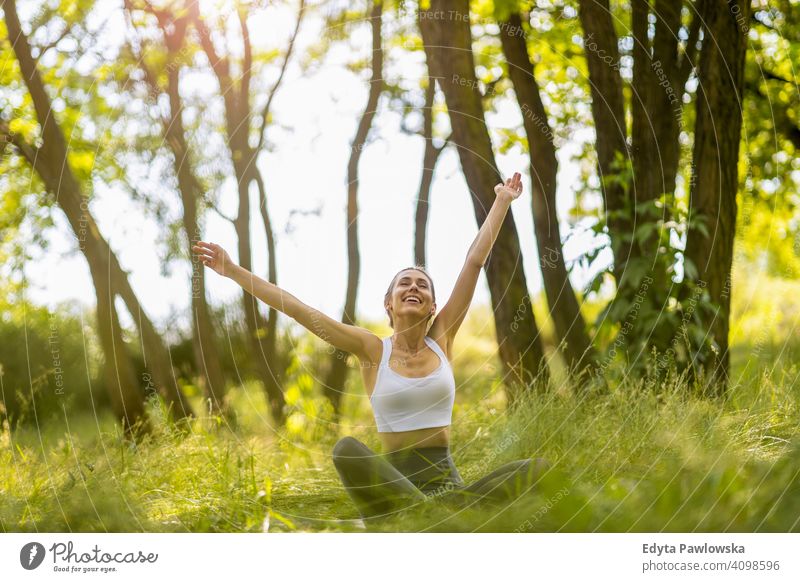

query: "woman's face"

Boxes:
[385, 269, 436, 326]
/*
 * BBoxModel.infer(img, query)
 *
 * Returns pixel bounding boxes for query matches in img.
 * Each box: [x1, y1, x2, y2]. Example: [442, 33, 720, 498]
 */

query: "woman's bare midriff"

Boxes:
[378, 425, 450, 453]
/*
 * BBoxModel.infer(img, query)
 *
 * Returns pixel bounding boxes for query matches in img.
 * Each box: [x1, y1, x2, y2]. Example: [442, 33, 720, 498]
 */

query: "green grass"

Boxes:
[2, 357, 797, 533]
[2, 275, 799, 532]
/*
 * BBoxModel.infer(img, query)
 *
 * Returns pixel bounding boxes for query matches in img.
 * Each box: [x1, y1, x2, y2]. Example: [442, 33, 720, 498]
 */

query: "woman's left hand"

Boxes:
[494, 172, 524, 202]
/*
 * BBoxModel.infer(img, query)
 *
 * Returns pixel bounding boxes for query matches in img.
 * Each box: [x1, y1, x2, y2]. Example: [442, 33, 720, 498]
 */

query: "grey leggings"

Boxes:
[332, 436, 550, 520]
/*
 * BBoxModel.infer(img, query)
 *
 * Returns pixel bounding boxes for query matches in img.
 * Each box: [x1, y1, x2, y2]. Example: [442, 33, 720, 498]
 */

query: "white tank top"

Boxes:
[370, 336, 456, 433]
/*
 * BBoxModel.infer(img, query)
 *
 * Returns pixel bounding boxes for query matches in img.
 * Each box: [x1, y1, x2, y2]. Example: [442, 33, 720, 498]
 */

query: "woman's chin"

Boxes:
[396, 306, 427, 320]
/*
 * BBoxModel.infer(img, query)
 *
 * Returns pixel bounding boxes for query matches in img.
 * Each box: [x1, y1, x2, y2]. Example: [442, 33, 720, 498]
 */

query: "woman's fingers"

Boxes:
[192, 245, 218, 268]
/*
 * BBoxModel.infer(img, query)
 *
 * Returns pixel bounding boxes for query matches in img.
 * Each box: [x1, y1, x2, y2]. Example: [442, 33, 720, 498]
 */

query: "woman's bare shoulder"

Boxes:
[426, 321, 452, 360]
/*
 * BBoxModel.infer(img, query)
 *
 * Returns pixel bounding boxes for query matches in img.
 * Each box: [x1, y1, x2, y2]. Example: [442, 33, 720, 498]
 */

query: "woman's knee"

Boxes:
[332, 436, 370, 465]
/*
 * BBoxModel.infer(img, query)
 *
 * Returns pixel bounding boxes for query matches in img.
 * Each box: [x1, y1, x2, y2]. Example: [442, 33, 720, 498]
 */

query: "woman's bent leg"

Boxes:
[332, 436, 427, 519]
[459, 458, 550, 504]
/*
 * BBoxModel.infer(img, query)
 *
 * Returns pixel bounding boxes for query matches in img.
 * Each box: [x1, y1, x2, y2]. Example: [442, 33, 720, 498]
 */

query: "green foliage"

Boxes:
[0, 292, 106, 427]
[584, 192, 719, 377]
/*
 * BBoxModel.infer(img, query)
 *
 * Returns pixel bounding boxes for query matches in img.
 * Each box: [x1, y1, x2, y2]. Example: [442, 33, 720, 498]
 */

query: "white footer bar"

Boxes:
[1, 533, 797, 581]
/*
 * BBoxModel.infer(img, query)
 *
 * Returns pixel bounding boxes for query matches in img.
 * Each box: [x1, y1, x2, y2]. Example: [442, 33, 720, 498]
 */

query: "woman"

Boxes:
[193, 171, 549, 521]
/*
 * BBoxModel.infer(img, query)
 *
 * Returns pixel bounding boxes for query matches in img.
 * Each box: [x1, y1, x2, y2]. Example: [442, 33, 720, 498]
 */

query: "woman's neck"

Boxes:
[390, 320, 428, 352]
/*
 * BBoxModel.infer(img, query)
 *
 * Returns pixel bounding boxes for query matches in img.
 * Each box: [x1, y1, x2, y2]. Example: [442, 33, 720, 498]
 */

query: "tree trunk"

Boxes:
[414, 78, 447, 267]
[253, 169, 287, 422]
[125, 5, 230, 413]
[110, 261, 194, 420]
[629, 0, 684, 254]
[91, 264, 147, 434]
[649, 0, 684, 202]
[499, 11, 596, 377]
[190, 2, 288, 423]
[418, 0, 549, 399]
[163, 61, 229, 413]
[577, 0, 633, 287]
[684, 0, 750, 392]
[323, 0, 384, 414]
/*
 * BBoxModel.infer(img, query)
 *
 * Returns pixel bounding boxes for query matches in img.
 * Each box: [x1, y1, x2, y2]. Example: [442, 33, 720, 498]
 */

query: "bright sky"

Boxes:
[20, 0, 605, 330]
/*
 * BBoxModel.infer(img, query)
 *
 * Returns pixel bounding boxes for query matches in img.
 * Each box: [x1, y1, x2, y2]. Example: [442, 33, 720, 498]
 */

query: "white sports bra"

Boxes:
[369, 336, 456, 433]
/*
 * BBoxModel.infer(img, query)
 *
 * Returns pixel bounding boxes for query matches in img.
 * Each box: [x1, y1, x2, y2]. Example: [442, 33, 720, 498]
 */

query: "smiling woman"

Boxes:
[193, 171, 550, 521]
[383, 267, 437, 327]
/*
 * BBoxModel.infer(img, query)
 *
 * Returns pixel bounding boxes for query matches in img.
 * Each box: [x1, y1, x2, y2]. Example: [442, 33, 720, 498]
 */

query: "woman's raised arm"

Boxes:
[429, 172, 524, 350]
[192, 241, 381, 362]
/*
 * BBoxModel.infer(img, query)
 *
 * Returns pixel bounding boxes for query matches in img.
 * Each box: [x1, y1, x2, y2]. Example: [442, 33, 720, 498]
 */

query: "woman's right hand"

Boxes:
[192, 241, 234, 277]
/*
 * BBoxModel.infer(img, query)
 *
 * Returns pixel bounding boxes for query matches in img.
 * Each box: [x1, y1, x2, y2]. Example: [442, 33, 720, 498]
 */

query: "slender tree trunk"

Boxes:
[577, 0, 633, 287]
[248, 167, 287, 423]
[414, 78, 447, 267]
[323, 0, 384, 414]
[499, 12, 596, 376]
[418, 0, 549, 399]
[190, 3, 288, 423]
[649, 0, 684, 201]
[110, 264, 193, 420]
[126, 6, 230, 413]
[233, 154, 286, 423]
[163, 61, 229, 412]
[629, 0, 685, 254]
[630, 0, 657, 208]
[2, 129, 191, 421]
[684, 0, 750, 392]
[254, 169, 281, 374]
[91, 264, 147, 434]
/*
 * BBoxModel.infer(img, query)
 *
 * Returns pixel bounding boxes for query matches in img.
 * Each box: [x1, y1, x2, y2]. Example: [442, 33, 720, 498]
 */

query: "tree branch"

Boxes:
[0, 118, 40, 168]
[238, 7, 252, 111]
[188, 1, 231, 88]
[32, 22, 73, 64]
[255, 0, 306, 153]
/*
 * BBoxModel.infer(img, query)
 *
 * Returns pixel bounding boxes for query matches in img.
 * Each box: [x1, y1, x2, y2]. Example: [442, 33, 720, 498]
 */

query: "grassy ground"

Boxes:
[2, 277, 799, 532]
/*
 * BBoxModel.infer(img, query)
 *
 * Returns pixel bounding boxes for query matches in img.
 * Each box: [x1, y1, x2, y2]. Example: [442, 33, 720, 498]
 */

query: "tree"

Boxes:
[185, 3, 300, 423]
[418, 0, 549, 398]
[576, 0, 635, 289]
[2, 0, 193, 425]
[323, 0, 384, 414]
[186, 1, 307, 424]
[412, 76, 450, 267]
[684, 0, 751, 389]
[124, 1, 228, 413]
[2, 0, 146, 432]
[498, 7, 596, 376]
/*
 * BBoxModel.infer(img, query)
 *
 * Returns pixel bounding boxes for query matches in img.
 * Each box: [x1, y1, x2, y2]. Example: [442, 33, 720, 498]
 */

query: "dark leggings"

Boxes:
[332, 436, 550, 520]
